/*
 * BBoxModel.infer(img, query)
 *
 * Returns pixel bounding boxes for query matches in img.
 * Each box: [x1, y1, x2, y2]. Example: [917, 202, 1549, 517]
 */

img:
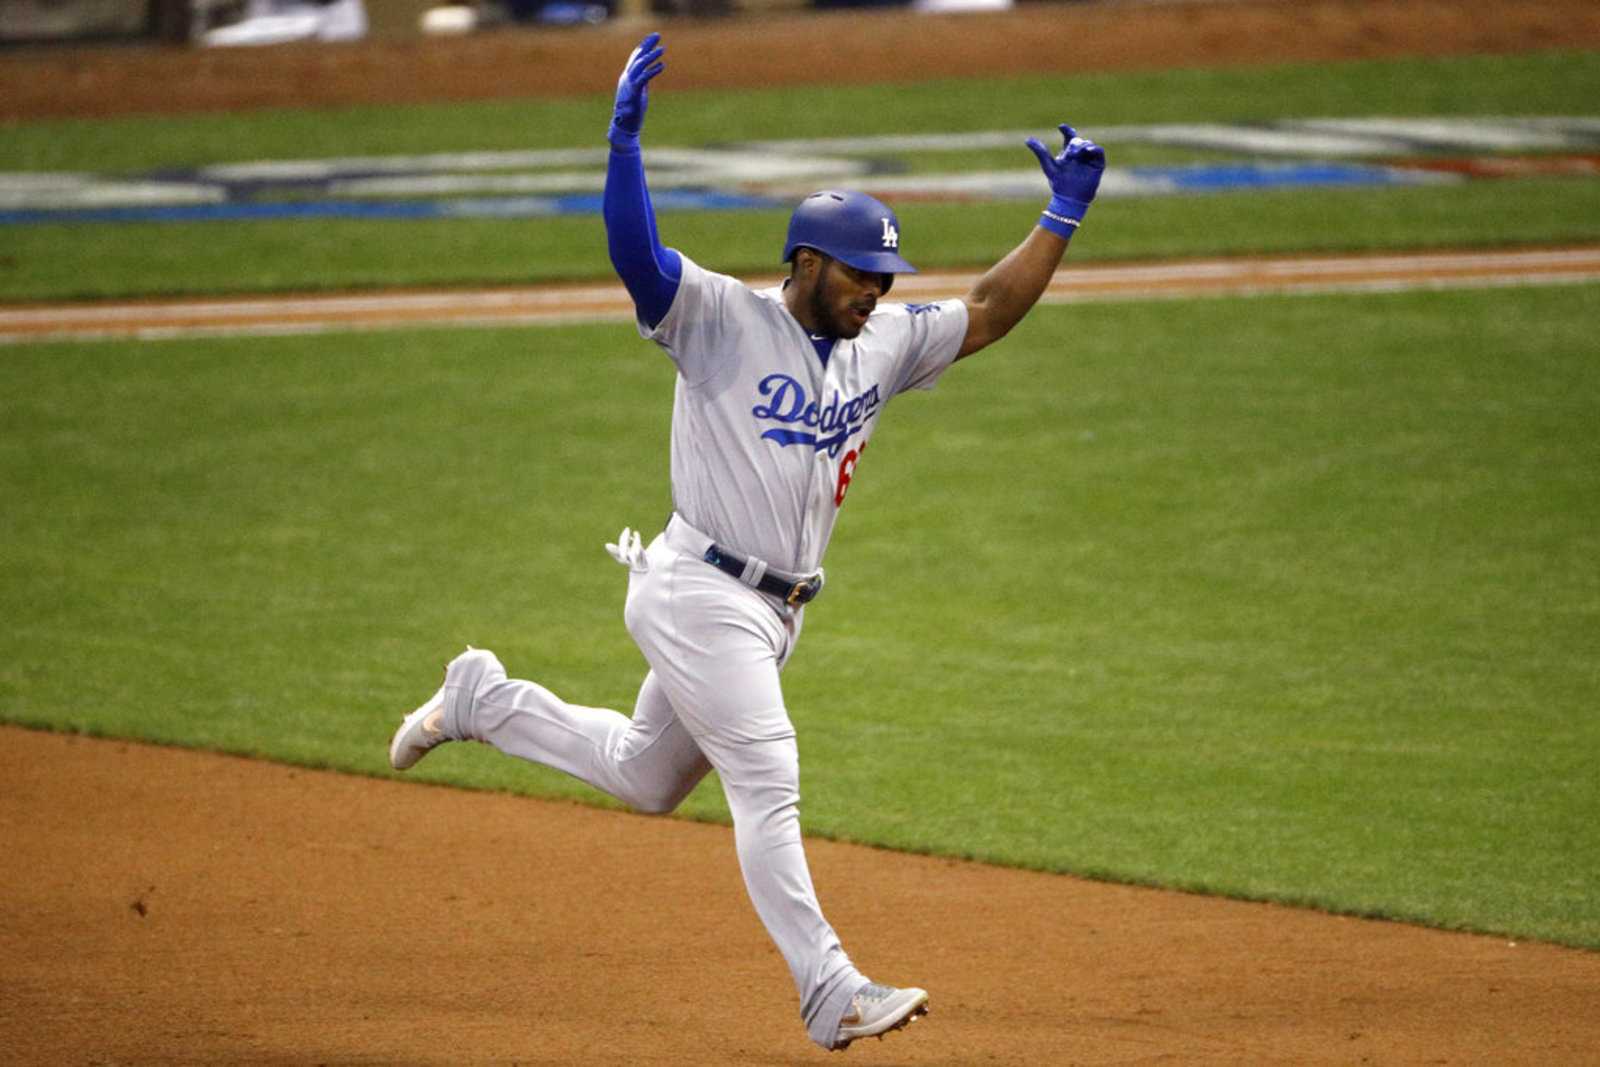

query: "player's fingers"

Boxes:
[631, 48, 664, 78]
[1066, 134, 1104, 165]
[620, 44, 647, 88]
[639, 60, 666, 84]
[624, 34, 658, 68]
[1024, 137, 1055, 172]
[1057, 123, 1079, 146]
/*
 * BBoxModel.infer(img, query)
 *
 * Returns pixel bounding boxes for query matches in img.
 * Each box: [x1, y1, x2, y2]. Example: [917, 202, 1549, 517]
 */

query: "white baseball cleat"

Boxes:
[831, 982, 929, 1050]
[388, 647, 496, 770]
[388, 679, 450, 771]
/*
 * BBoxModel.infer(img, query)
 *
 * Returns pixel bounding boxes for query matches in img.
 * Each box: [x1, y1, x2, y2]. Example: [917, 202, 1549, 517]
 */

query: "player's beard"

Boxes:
[810, 271, 871, 340]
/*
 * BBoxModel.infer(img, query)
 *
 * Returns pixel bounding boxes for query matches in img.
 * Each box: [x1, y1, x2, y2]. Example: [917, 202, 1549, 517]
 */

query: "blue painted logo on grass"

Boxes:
[4, 118, 1594, 226]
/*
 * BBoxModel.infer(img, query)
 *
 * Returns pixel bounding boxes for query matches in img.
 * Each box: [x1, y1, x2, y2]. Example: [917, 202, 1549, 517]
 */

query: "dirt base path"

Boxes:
[4, 0, 1600, 121]
[6, 246, 1599, 343]
[3, 725, 1598, 1065]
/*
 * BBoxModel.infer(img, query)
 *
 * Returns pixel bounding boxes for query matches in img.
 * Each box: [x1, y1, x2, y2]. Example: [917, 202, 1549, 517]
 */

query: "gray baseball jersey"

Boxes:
[642, 253, 970, 575]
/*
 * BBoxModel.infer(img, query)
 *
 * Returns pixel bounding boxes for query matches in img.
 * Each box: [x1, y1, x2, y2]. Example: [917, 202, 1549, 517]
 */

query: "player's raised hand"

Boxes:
[1025, 124, 1106, 206]
[610, 32, 666, 147]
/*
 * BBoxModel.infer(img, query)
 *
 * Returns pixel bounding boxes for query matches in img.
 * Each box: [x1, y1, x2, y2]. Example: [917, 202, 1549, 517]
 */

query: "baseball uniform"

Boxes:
[444, 251, 965, 1046]
[389, 27, 1104, 1053]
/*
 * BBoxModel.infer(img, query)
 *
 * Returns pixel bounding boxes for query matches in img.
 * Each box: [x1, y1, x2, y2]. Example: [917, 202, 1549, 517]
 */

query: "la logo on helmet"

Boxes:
[880, 218, 899, 249]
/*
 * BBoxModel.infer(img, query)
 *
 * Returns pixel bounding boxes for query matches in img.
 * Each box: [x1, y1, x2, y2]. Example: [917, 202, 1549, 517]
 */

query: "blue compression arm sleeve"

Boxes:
[604, 143, 682, 330]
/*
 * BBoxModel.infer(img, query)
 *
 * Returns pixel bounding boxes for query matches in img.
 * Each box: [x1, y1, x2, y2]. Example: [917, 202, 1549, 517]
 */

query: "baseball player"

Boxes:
[389, 31, 1104, 1051]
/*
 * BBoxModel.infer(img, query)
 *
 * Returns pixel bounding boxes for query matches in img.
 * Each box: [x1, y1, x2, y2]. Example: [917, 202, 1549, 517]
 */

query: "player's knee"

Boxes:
[628, 792, 678, 816]
[726, 775, 799, 829]
[625, 779, 692, 815]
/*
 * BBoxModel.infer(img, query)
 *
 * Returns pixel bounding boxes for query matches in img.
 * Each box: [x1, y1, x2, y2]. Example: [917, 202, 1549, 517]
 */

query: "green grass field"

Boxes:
[3, 284, 1597, 946]
[3, 46, 1599, 950]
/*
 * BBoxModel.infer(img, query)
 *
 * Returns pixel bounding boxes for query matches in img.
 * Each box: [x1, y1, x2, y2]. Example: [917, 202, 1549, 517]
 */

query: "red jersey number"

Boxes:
[835, 441, 867, 507]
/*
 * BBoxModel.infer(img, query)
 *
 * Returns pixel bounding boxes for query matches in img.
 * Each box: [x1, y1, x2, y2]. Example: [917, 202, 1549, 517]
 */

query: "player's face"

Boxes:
[811, 257, 888, 339]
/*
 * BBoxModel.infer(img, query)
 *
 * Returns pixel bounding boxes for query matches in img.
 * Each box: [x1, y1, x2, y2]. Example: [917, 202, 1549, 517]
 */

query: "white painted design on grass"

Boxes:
[1, 117, 1596, 216]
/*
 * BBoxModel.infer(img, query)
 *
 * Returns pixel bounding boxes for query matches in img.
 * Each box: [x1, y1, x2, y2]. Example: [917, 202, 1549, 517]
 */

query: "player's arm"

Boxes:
[603, 32, 682, 330]
[955, 125, 1105, 360]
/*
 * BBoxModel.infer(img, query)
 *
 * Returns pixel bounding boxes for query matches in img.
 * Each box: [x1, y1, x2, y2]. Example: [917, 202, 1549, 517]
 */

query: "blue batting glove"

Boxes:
[609, 32, 666, 150]
[1025, 123, 1106, 238]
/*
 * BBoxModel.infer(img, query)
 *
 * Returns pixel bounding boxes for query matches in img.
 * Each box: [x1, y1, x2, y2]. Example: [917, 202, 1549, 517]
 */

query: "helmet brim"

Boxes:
[836, 250, 918, 276]
[784, 244, 918, 277]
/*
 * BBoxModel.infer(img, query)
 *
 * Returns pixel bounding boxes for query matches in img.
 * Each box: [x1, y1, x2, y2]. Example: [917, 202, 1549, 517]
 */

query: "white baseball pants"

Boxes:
[437, 515, 866, 1047]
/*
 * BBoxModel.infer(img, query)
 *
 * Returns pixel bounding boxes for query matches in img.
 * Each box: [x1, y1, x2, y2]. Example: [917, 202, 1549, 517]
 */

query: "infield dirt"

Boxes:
[3, 0, 1600, 119]
[7, 726, 1600, 1065]
[3, 2, 1599, 1063]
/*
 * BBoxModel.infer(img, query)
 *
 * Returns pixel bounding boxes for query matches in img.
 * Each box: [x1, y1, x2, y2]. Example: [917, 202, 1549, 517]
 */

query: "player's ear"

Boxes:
[794, 247, 826, 280]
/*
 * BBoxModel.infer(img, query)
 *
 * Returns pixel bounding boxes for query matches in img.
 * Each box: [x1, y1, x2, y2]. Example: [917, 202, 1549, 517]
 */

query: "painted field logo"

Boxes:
[752, 373, 881, 457]
[9, 118, 1598, 226]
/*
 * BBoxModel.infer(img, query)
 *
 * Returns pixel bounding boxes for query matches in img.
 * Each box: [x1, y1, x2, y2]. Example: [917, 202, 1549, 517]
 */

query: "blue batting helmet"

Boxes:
[782, 190, 917, 292]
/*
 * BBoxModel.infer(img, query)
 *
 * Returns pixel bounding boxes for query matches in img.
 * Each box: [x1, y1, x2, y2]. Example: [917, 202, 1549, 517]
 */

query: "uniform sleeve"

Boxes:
[887, 298, 970, 395]
[604, 143, 681, 330]
[638, 253, 744, 386]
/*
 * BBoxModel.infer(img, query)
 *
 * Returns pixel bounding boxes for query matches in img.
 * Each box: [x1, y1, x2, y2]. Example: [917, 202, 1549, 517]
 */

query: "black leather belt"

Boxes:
[703, 544, 824, 606]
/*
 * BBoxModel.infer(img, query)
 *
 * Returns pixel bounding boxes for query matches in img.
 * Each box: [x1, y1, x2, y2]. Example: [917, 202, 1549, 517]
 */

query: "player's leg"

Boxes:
[393, 647, 711, 816]
[623, 550, 868, 1048]
[466, 659, 711, 815]
[699, 719, 869, 1047]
